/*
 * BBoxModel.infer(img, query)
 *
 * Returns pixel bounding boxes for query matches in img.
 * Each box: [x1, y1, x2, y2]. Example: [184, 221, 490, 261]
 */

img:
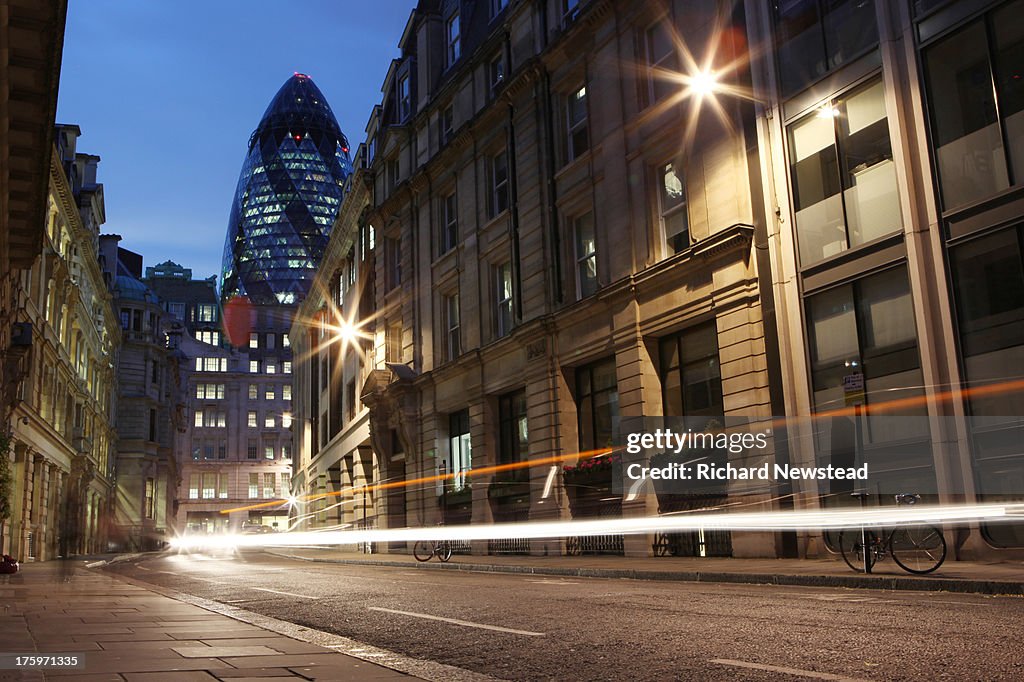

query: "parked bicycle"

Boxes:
[838, 493, 946, 575]
[413, 539, 452, 562]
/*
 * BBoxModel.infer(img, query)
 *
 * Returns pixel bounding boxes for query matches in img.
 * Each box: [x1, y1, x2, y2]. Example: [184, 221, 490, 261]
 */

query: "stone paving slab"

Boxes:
[2, 561, 411, 680]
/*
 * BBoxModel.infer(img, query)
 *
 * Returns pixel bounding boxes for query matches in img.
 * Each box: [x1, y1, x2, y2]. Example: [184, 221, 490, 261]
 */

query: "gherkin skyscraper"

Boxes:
[220, 73, 353, 306]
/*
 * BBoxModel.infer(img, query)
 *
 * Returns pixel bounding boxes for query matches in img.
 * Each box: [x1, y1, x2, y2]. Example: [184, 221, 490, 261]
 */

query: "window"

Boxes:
[566, 85, 589, 161]
[249, 332, 259, 349]
[661, 322, 724, 421]
[249, 473, 259, 499]
[218, 440, 226, 459]
[167, 302, 186, 319]
[924, 2, 1024, 210]
[644, 19, 678, 105]
[144, 478, 154, 519]
[441, 104, 454, 145]
[440, 191, 458, 254]
[265, 386, 275, 401]
[197, 384, 225, 400]
[247, 439, 258, 460]
[576, 358, 619, 451]
[489, 54, 504, 96]
[196, 357, 227, 372]
[388, 158, 400, 190]
[283, 361, 292, 374]
[283, 333, 290, 348]
[202, 473, 216, 499]
[192, 443, 200, 461]
[249, 384, 258, 400]
[449, 409, 472, 491]
[443, 293, 461, 362]
[773, 0, 879, 97]
[218, 473, 228, 499]
[197, 330, 220, 346]
[267, 333, 276, 350]
[950, 227, 1024, 417]
[490, 151, 510, 217]
[806, 267, 923, 415]
[250, 360, 259, 373]
[247, 411, 257, 428]
[194, 410, 203, 428]
[197, 304, 217, 322]
[189, 473, 199, 499]
[265, 414, 276, 428]
[347, 380, 356, 421]
[263, 473, 276, 499]
[385, 237, 401, 291]
[498, 390, 528, 466]
[789, 78, 899, 266]
[265, 444, 275, 460]
[283, 385, 292, 401]
[266, 362, 277, 374]
[119, 310, 130, 330]
[398, 73, 411, 121]
[495, 263, 514, 338]
[446, 13, 461, 67]
[574, 213, 597, 299]
[491, 0, 508, 17]
[659, 163, 689, 254]
[386, 322, 402, 362]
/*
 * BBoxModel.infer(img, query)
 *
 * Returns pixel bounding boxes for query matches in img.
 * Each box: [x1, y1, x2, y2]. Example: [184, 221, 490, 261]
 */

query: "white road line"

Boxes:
[251, 586, 316, 599]
[710, 659, 870, 681]
[525, 579, 580, 585]
[135, 565, 152, 571]
[367, 606, 545, 636]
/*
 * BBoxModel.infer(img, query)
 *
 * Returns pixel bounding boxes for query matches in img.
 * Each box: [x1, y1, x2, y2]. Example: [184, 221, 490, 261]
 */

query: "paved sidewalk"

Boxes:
[0, 560, 409, 681]
[267, 547, 1024, 595]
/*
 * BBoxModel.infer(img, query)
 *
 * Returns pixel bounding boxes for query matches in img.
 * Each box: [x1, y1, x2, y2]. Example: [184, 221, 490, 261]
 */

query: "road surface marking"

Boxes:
[525, 579, 580, 585]
[252, 587, 316, 599]
[136, 565, 152, 571]
[710, 659, 870, 681]
[368, 606, 545, 636]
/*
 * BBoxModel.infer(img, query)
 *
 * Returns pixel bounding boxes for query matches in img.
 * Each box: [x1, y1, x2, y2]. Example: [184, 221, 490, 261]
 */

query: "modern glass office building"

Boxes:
[220, 73, 353, 306]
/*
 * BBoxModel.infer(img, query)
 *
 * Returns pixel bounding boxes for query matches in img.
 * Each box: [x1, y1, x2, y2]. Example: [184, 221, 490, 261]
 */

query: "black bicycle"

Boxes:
[838, 494, 946, 575]
[413, 539, 452, 562]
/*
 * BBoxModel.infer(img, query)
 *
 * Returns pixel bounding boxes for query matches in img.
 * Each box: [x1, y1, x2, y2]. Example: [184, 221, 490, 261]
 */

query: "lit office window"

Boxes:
[496, 263, 513, 338]
[576, 358, 619, 451]
[574, 212, 597, 299]
[449, 409, 472, 491]
[789, 78, 899, 266]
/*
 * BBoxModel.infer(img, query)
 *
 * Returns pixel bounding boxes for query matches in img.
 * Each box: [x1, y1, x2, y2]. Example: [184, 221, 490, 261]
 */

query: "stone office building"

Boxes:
[291, 0, 785, 558]
[4, 126, 120, 560]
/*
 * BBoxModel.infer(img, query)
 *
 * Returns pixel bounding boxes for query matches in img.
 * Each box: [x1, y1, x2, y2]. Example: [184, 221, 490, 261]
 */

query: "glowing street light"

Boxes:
[686, 70, 719, 98]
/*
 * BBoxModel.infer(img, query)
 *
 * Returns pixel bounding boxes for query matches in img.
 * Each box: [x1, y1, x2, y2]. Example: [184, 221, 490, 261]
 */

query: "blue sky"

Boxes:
[56, 1, 416, 280]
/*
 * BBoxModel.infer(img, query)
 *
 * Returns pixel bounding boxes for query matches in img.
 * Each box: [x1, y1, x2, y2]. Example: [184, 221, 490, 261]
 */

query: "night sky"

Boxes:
[56, 0, 417, 280]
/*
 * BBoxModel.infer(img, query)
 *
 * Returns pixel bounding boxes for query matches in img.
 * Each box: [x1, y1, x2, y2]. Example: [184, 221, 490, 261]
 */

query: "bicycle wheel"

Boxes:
[437, 542, 453, 563]
[413, 540, 434, 562]
[890, 525, 946, 575]
[839, 529, 878, 572]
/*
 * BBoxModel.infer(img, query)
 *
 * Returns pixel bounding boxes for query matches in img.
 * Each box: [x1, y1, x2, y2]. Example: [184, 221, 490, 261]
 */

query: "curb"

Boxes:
[266, 551, 1024, 596]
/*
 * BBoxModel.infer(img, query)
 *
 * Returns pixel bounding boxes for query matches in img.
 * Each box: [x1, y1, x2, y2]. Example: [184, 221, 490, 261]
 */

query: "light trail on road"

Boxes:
[170, 502, 1024, 551]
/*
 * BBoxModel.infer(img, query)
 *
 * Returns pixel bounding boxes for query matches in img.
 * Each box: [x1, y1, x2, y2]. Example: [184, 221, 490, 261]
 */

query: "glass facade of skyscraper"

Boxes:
[220, 73, 353, 306]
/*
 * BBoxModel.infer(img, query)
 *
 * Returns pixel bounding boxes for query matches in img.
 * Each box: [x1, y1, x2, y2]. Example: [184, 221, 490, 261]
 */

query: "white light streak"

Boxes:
[168, 503, 1022, 552]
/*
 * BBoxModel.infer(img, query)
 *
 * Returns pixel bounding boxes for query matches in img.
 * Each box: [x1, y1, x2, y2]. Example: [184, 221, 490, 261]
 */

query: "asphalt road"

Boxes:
[104, 551, 1024, 681]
